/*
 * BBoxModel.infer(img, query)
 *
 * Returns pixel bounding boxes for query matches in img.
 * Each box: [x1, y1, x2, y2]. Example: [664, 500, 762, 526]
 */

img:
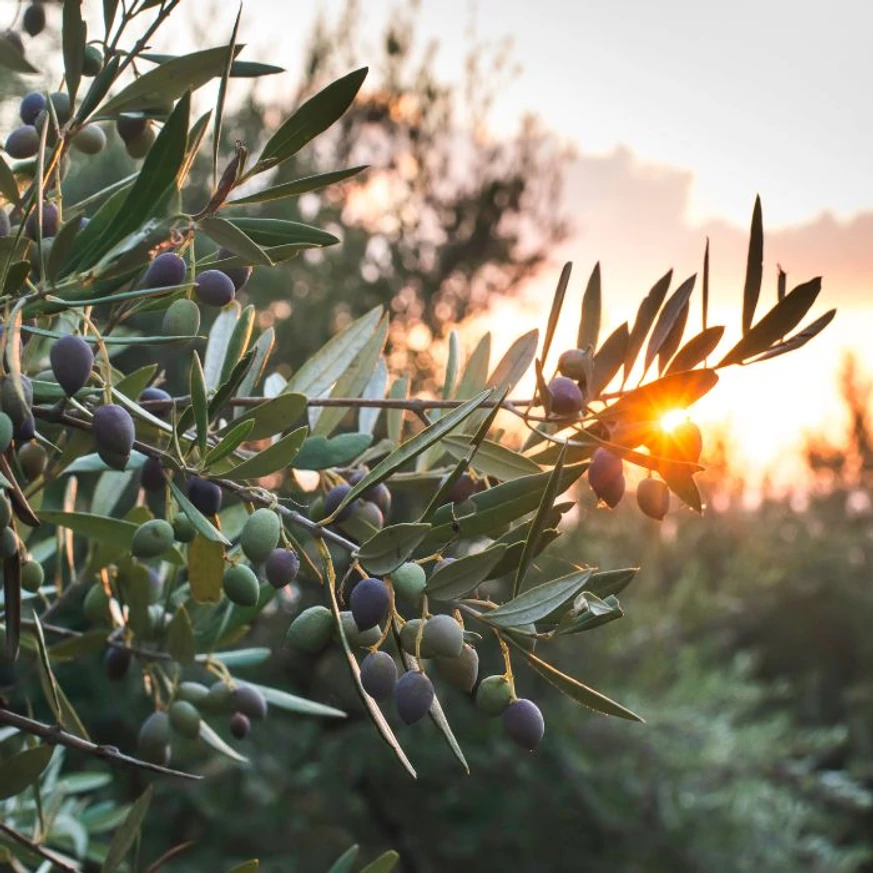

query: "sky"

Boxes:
[79, 0, 873, 484]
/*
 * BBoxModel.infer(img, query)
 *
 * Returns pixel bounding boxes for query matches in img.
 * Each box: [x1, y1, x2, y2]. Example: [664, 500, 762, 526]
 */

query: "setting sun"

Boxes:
[660, 409, 690, 433]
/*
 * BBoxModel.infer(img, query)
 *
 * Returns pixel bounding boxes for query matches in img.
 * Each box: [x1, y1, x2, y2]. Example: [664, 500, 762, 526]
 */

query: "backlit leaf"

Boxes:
[426, 546, 508, 601]
[742, 195, 763, 334]
[223, 426, 307, 480]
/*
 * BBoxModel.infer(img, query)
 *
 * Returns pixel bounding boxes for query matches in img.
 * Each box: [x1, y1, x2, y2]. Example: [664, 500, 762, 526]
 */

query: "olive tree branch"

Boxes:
[0, 821, 78, 873]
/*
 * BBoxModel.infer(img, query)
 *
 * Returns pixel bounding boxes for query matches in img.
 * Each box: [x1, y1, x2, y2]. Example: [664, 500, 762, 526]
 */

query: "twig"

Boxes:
[0, 709, 202, 781]
[0, 822, 77, 873]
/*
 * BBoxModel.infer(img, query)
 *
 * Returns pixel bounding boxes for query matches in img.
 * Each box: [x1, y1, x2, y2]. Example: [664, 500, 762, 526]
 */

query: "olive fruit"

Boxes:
[395, 671, 434, 725]
[353, 500, 384, 531]
[82, 44, 103, 76]
[140, 456, 166, 492]
[19, 92, 45, 125]
[435, 643, 479, 693]
[348, 469, 392, 516]
[137, 711, 171, 764]
[547, 376, 584, 416]
[0, 493, 12, 528]
[360, 651, 398, 701]
[205, 681, 233, 714]
[637, 477, 670, 520]
[172, 514, 196, 543]
[92, 403, 135, 470]
[168, 700, 201, 739]
[0, 413, 12, 453]
[390, 562, 426, 603]
[230, 712, 250, 739]
[195, 269, 235, 307]
[399, 618, 426, 657]
[422, 614, 464, 659]
[104, 646, 132, 681]
[475, 675, 513, 717]
[336, 611, 382, 648]
[18, 441, 47, 481]
[131, 519, 174, 559]
[22, 3, 45, 36]
[588, 447, 625, 508]
[139, 386, 173, 419]
[323, 483, 358, 522]
[125, 125, 155, 159]
[285, 605, 333, 653]
[20, 558, 44, 593]
[5, 125, 39, 159]
[503, 698, 545, 751]
[177, 682, 210, 707]
[116, 114, 148, 143]
[1, 527, 19, 558]
[144, 252, 186, 289]
[447, 473, 484, 504]
[50, 334, 93, 396]
[162, 298, 200, 337]
[83, 583, 111, 626]
[49, 92, 72, 126]
[223, 564, 260, 607]
[350, 576, 390, 630]
[187, 476, 222, 516]
[231, 683, 267, 720]
[557, 348, 590, 381]
[265, 547, 300, 589]
[240, 508, 281, 563]
[71, 124, 106, 155]
[216, 247, 252, 291]
[25, 202, 58, 239]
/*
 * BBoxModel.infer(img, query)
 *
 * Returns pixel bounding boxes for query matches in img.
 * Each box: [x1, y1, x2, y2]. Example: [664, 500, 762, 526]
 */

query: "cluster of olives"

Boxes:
[316, 469, 392, 530]
[285, 561, 545, 751]
[137, 680, 268, 766]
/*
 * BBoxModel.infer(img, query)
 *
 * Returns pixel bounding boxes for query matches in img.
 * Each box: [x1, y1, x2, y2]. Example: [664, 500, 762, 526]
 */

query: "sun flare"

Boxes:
[660, 409, 689, 433]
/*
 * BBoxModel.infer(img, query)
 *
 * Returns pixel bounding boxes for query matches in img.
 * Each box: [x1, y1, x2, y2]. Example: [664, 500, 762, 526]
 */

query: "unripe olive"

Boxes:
[557, 348, 590, 381]
[140, 456, 166, 492]
[230, 712, 250, 739]
[285, 605, 333, 653]
[0, 413, 12, 453]
[172, 513, 196, 543]
[83, 583, 111, 625]
[5, 125, 39, 159]
[588, 447, 625, 508]
[475, 675, 512, 717]
[204, 680, 232, 713]
[395, 671, 434, 725]
[195, 269, 235, 307]
[323, 483, 358, 522]
[435, 643, 479, 693]
[50, 334, 94, 397]
[223, 564, 260, 607]
[400, 618, 429, 657]
[231, 683, 267, 720]
[124, 125, 155, 159]
[137, 711, 171, 763]
[168, 700, 201, 739]
[19, 92, 45, 125]
[186, 476, 222, 516]
[240, 508, 281, 563]
[82, 44, 103, 77]
[138, 387, 173, 418]
[22, 3, 45, 37]
[421, 614, 464, 659]
[265, 547, 300, 589]
[17, 441, 47, 481]
[336, 611, 381, 648]
[350, 576, 390, 631]
[177, 681, 210, 707]
[71, 124, 106, 155]
[1, 527, 19, 558]
[360, 651, 398, 701]
[162, 298, 200, 337]
[20, 558, 43, 593]
[390, 562, 426, 603]
[547, 375, 584, 416]
[637, 476, 670, 520]
[131, 519, 174, 559]
[216, 247, 252, 291]
[92, 403, 135, 470]
[104, 646, 132, 681]
[503, 698, 545, 751]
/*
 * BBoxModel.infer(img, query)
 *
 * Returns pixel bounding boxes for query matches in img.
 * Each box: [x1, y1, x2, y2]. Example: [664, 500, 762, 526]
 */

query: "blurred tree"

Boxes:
[186, 0, 569, 387]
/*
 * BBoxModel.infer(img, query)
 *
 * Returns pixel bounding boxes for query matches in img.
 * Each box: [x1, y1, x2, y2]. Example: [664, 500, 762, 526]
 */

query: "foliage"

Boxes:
[0, 1, 835, 870]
